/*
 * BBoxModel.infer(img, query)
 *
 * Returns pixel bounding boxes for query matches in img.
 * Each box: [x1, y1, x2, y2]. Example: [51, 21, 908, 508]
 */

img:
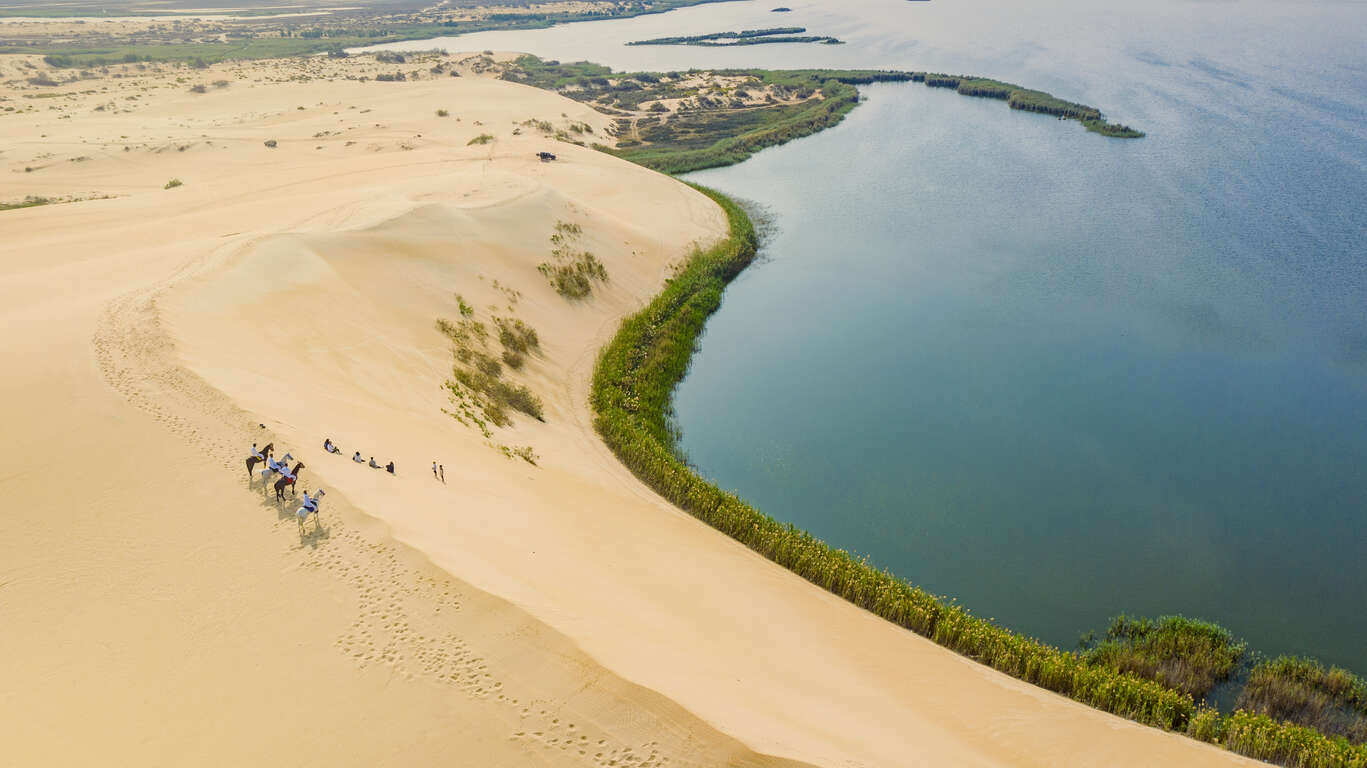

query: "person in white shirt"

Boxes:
[297, 489, 325, 533]
[352, 451, 364, 463]
[251, 443, 264, 461]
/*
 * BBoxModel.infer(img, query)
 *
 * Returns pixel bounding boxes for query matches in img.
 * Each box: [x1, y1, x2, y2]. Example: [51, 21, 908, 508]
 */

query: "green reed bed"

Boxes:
[912, 71, 1144, 137]
[588, 183, 1366, 767]
[1081, 614, 1247, 699]
[627, 27, 843, 46]
[1237, 658, 1367, 745]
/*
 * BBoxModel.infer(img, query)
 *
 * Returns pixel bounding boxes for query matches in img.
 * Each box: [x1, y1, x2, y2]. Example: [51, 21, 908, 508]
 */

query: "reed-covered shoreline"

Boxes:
[588, 184, 1366, 768]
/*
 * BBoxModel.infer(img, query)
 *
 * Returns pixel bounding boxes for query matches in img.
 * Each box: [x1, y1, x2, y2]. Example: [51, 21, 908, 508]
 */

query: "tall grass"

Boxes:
[1238, 658, 1367, 744]
[915, 71, 1144, 137]
[588, 183, 1365, 767]
[1081, 614, 1246, 699]
[438, 312, 544, 427]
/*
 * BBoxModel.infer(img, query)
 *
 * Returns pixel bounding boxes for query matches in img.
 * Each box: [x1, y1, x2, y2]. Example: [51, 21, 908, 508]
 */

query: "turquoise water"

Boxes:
[376, 0, 1367, 672]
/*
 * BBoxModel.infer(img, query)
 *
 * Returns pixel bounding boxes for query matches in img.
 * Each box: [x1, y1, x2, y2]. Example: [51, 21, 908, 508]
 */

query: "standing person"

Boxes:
[439, 464, 445, 484]
[432, 461, 438, 479]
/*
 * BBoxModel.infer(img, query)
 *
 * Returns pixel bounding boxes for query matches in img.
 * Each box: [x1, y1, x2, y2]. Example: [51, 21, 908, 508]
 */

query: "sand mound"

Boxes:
[0, 52, 1259, 767]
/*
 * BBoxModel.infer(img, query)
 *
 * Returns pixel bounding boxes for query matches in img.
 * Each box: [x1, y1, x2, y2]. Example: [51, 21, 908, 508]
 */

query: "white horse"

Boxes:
[296, 489, 325, 534]
[258, 452, 293, 486]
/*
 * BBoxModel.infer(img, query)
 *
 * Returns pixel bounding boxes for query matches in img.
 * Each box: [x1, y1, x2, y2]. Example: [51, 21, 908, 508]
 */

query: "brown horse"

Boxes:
[274, 461, 304, 501]
[246, 442, 273, 477]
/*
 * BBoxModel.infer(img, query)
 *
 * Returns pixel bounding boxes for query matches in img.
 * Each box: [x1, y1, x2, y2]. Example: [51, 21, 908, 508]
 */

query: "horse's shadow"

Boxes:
[296, 520, 331, 549]
[243, 474, 330, 548]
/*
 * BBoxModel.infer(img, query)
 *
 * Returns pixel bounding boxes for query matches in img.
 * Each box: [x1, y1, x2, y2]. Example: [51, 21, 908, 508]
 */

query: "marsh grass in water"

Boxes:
[1080, 615, 1246, 699]
[627, 27, 844, 46]
[1237, 657, 1367, 744]
[914, 72, 1144, 137]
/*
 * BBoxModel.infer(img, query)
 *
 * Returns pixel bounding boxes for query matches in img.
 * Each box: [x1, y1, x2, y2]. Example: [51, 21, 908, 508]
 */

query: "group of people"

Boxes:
[249, 442, 322, 532]
[251, 435, 450, 535]
[330, 438, 397, 474]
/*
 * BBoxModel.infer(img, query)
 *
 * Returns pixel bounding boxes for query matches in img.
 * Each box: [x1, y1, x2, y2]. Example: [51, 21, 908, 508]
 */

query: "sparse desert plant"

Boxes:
[539, 220, 607, 298]
[164, 178, 183, 189]
[455, 294, 475, 318]
[467, 133, 495, 145]
[0, 196, 52, 211]
[496, 444, 538, 465]
[188, 83, 207, 93]
[494, 315, 539, 354]
[436, 108, 449, 117]
[438, 309, 545, 431]
[264, 139, 277, 148]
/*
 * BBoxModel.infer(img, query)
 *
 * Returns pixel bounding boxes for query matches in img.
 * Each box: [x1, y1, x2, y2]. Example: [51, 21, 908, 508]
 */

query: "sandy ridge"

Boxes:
[1, 51, 1265, 767]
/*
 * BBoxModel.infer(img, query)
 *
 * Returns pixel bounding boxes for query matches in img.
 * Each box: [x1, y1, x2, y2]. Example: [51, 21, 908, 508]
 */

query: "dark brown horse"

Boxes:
[274, 461, 304, 501]
[246, 442, 273, 477]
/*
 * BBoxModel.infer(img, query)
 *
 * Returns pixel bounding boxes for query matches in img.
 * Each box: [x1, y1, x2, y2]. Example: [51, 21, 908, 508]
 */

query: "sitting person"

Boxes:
[352, 451, 364, 463]
[323, 438, 340, 454]
[368, 456, 380, 469]
[251, 442, 265, 461]
[266, 455, 283, 473]
[385, 461, 395, 474]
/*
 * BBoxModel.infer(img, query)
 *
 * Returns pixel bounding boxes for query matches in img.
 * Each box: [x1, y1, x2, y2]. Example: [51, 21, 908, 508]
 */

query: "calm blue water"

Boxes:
[375, 0, 1367, 672]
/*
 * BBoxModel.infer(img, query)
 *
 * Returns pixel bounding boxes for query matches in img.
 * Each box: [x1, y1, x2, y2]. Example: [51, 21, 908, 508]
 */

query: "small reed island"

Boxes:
[627, 27, 844, 46]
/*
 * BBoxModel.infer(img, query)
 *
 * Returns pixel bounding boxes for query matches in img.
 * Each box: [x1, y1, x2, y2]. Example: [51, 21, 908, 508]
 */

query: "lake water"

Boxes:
[372, 0, 1367, 673]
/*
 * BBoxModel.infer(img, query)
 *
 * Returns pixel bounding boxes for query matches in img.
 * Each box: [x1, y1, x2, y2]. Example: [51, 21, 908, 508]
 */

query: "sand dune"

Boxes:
[1, 53, 1261, 766]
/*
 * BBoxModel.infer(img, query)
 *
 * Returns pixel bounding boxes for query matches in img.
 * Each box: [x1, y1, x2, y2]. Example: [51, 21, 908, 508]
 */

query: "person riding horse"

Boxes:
[246, 442, 273, 477]
[259, 452, 293, 485]
[274, 461, 304, 501]
[296, 488, 325, 533]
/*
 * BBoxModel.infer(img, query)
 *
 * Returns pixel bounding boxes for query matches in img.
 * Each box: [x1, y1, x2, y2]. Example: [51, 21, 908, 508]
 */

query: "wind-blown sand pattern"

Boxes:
[1, 53, 1261, 766]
